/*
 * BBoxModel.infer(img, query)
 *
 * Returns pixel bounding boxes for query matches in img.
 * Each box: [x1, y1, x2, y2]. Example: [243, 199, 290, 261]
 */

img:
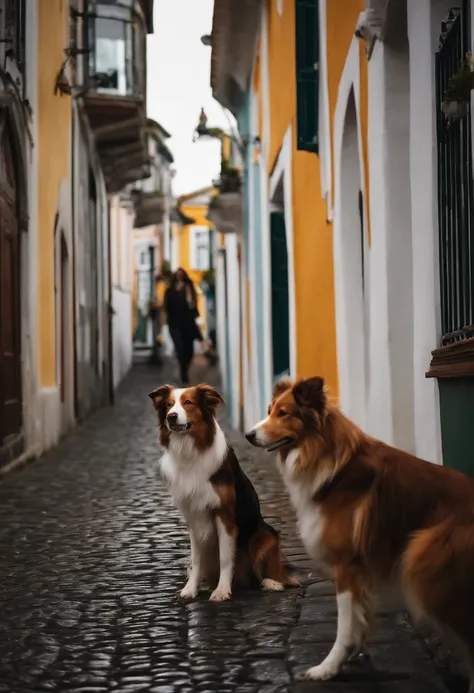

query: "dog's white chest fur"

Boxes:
[159, 425, 227, 526]
[279, 449, 326, 566]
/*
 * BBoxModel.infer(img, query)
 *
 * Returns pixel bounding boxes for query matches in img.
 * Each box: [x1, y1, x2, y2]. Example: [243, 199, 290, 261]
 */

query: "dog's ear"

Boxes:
[148, 384, 172, 409]
[292, 377, 326, 412]
[196, 384, 225, 410]
[272, 378, 293, 400]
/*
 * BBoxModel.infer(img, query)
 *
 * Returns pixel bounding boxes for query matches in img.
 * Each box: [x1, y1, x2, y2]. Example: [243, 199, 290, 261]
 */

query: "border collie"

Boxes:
[246, 376, 474, 688]
[149, 383, 299, 601]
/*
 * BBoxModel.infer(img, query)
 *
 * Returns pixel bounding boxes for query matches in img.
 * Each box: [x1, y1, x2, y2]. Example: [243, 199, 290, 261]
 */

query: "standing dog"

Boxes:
[149, 383, 298, 601]
[246, 376, 474, 689]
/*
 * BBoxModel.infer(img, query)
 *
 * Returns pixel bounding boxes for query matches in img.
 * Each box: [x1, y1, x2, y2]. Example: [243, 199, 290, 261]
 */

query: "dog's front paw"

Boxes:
[209, 586, 231, 602]
[300, 663, 340, 681]
[261, 578, 284, 592]
[179, 582, 198, 600]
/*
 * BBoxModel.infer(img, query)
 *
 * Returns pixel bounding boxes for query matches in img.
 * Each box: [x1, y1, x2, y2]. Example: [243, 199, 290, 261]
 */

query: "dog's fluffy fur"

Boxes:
[149, 383, 298, 601]
[246, 376, 474, 688]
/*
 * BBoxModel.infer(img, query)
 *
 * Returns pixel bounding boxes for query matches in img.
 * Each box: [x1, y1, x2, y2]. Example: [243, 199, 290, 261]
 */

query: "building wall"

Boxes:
[36, 0, 74, 449]
[110, 197, 134, 388]
[327, 0, 443, 461]
[177, 202, 214, 337]
[72, 108, 110, 420]
[37, 0, 71, 389]
[251, 0, 340, 406]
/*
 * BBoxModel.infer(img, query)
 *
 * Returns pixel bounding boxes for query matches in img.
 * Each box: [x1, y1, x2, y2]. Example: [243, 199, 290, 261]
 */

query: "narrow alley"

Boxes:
[0, 359, 454, 693]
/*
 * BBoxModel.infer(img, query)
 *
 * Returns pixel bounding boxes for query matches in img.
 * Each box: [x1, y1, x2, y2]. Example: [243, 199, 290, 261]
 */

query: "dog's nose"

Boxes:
[167, 412, 178, 423]
[245, 430, 256, 443]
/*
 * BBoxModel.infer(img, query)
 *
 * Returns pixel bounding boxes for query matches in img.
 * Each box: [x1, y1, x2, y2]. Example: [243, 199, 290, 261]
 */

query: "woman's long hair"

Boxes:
[171, 267, 197, 304]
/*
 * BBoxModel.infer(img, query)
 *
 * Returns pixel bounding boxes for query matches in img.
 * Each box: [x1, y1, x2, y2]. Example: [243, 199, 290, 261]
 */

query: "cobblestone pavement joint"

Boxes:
[0, 357, 457, 693]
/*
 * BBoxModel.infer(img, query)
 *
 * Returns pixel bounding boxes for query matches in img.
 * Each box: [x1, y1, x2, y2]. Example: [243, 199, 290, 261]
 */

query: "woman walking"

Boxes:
[164, 268, 202, 385]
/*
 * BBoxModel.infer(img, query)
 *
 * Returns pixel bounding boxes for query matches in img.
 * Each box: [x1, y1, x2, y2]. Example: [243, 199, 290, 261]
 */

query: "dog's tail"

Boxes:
[249, 522, 301, 588]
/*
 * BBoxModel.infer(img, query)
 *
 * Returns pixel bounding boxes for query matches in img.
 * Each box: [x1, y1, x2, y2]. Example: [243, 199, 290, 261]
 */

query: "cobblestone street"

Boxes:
[0, 358, 456, 693]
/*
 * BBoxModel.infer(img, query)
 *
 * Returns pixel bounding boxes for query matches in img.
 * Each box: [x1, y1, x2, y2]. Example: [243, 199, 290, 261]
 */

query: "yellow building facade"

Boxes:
[209, 0, 369, 429]
[37, 0, 72, 389]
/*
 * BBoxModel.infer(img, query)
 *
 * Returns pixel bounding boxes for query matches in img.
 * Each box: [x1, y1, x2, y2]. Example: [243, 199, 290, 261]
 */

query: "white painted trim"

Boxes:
[260, 160, 274, 407]
[260, 3, 271, 170]
[318, 0, 333, 220]
[225, 234, 241, 429]
[406, 0, 443, 462]
[333, 38, 369, 430]
[55, 179, 75, 435]
[245, 89, 262, 427]
[189, 224, 211, 271]
[216, 250, 228, 396]
[269, 125, 297, 379]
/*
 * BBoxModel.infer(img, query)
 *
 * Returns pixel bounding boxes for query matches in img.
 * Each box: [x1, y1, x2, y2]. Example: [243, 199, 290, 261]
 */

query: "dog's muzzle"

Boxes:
[167, 413, 191, 432]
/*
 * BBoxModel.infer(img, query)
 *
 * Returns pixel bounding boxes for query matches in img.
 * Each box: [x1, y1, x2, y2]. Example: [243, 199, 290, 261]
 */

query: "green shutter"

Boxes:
[295, 0, 319, 154]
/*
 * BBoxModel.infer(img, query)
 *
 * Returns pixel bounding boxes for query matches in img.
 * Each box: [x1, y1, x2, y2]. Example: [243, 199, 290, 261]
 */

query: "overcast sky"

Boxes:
[146, 0, 230, 197]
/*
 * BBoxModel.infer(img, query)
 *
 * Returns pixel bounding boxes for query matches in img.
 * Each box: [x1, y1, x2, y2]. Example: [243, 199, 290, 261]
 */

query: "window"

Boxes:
[295, 0, 319, 153]
[190, 226, 210, 271]
[86, 0, 146, 96]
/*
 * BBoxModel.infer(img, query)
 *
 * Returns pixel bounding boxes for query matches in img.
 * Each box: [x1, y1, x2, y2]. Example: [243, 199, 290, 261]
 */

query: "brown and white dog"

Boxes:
[246, 376, 474, 688]
[149, 383, 298, 602]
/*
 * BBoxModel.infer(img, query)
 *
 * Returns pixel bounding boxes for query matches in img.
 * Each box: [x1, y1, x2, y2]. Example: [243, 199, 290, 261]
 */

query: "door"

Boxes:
[270, 211, 290, 381]
[0, 190, 22, 445]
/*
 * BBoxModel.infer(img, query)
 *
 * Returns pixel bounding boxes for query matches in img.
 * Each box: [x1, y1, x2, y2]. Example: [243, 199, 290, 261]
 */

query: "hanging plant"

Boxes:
[201, 268, 216, 288]
[218, 159, 241, 193]
[209, 193, 221, 210]
[442, 52, 474, 120]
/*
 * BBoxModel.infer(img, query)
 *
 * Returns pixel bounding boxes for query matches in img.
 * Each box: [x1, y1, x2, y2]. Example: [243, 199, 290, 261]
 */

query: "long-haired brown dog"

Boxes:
[246, 376, 474, 688]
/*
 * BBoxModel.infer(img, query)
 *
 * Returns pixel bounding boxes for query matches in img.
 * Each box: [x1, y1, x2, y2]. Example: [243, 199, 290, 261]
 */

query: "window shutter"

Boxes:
[295, 0, 320, 154]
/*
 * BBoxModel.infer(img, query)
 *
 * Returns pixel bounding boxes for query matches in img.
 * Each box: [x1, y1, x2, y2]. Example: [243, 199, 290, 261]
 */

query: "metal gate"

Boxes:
[435, 1, 474, 345]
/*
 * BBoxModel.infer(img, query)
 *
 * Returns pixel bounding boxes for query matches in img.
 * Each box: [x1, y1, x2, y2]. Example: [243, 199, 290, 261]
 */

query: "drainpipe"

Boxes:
[107, 199, 114, 404]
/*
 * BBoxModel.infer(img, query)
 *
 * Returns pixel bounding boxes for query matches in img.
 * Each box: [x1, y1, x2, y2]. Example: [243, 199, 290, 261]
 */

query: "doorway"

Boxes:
[270, 184, 290, 383]
[0, 120, 22, 461]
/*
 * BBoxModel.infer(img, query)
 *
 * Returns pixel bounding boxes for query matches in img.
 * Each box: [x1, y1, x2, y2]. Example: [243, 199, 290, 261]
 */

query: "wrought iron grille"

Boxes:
[435, 2, 474, 345]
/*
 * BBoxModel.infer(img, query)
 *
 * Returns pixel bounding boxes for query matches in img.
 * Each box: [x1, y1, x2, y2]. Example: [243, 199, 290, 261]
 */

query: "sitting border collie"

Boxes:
[149, 383, 299, 601]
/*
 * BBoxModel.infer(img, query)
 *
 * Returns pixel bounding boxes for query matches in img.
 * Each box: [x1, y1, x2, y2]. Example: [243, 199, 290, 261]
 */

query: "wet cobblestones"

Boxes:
[0, 358, 453, 692]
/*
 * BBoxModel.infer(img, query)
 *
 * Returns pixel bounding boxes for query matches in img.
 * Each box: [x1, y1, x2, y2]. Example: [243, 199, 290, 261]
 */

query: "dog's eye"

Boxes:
[184, 400, 192, 406]
[166, 401, 172, 408]
[277, 409, 287, 418]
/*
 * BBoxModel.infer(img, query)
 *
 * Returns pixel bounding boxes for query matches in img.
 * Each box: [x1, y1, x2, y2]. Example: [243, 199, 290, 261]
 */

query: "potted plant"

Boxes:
[219, 159, 241, 193]
[442, 52, 474, 120]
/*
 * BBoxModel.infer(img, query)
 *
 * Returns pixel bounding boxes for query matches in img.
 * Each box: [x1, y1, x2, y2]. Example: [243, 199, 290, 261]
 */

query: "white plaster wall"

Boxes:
[225, 233, 241, 430]
[259, 0, 274, 409]
[215, 250, 228, 397]
[366, 41, 396, 444]
[333, 62, 368, 431]
[406, 0, 446, 463]
[112, 204, 133, 389]
[112, 287, 132, 389]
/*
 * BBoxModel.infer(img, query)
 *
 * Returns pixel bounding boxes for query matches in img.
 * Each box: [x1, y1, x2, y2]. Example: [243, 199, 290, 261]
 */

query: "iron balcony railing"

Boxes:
[435, 2, 474, 346]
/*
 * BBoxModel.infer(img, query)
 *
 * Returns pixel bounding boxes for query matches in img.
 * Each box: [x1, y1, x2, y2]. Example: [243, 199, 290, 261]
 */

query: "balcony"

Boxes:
[207, 162, 243, 233]
[78, 0, 154, 193]
[207, 192, 243, 234]
[129, 120, 174, 228]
